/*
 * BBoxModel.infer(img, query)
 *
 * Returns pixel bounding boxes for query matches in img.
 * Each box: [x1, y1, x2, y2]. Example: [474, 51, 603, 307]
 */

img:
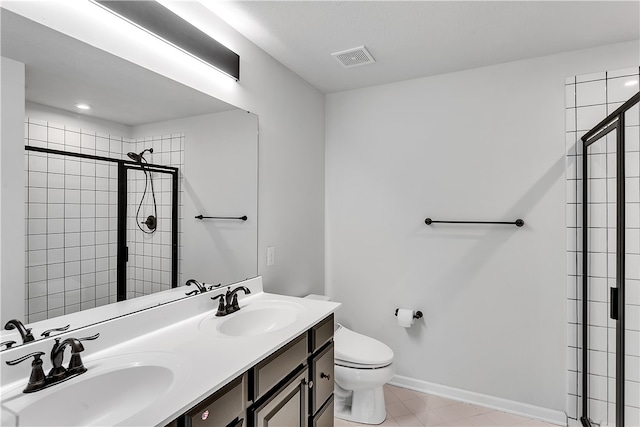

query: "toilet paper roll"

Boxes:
[397, 308, 415, 328]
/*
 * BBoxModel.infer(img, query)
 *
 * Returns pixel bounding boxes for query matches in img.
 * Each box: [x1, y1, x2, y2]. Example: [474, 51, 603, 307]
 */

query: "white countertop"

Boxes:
[0, 286, 191, 346]
[0, 277, 340, 426]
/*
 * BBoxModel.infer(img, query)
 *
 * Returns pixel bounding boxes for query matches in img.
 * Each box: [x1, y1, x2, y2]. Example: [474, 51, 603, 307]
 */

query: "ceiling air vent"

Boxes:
[331, 46, 375, 69]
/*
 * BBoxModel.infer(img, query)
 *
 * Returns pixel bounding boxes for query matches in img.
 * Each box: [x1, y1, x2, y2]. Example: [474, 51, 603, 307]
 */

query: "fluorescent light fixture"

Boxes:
[75, 103, 91, 110]
[93, 1, 240, 81]
[625, 80, 638, 87]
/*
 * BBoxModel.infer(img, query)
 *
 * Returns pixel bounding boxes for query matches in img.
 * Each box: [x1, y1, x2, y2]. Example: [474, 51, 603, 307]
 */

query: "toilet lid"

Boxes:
[334, 325, 394, 367]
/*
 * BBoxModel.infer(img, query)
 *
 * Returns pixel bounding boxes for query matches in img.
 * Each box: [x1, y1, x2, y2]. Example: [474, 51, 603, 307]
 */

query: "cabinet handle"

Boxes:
[308, 380, 314, 389]
[320, 372, 331, 381]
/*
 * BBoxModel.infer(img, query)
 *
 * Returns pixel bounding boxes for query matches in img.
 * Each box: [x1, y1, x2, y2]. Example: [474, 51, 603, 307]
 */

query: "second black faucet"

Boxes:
[212, 286, 251, 316]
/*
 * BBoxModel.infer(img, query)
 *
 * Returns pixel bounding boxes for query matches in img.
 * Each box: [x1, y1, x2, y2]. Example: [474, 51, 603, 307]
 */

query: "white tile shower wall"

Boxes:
[125, 134, 184, 299]
[24, 118, 184, 321]
[24, 118, 122, 321]
[566, 67, 640, 426]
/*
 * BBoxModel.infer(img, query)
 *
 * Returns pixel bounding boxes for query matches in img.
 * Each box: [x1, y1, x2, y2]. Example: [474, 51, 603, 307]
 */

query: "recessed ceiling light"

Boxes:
[75, 103, 91, 110]
[624, 80, 638, 87]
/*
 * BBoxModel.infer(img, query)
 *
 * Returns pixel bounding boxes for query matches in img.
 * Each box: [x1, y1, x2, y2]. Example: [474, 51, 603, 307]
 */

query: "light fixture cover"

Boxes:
[94, 1, 240, 80]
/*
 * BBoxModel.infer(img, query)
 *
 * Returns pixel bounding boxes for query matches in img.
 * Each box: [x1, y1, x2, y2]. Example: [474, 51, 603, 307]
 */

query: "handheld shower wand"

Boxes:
[127, 148, 158, 233]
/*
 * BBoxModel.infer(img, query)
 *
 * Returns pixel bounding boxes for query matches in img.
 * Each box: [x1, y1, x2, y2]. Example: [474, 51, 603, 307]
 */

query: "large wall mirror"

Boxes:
[0, 8, 258, 349]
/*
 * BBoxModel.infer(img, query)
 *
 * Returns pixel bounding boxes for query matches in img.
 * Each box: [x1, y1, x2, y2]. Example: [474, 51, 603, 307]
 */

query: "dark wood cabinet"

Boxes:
[309, 314, 335, 426]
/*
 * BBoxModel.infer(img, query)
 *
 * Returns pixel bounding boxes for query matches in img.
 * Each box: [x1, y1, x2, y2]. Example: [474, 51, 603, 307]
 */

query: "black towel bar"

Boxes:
[425, 218, 524, 227]
[195, 215, 247, 221]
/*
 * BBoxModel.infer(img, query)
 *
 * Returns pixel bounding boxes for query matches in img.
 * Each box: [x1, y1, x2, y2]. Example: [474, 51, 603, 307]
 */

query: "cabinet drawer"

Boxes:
[312, 395, 334, 427]
[310, 314, 334, 352]
[252, 334, 308, 401]
[311, 342, 334, 414]
[185, 375, 244, 427]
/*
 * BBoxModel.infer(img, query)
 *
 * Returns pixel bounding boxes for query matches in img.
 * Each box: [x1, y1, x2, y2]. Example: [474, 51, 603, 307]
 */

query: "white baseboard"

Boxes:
[389, 375, 568, 426]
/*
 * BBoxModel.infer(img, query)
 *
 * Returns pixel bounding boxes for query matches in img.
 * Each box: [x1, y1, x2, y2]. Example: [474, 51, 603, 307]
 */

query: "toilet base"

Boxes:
[334, 384, 387, 425]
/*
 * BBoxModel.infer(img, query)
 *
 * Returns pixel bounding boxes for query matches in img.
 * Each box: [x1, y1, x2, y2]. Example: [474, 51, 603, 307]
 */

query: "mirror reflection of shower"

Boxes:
[127, 148, 158, 233]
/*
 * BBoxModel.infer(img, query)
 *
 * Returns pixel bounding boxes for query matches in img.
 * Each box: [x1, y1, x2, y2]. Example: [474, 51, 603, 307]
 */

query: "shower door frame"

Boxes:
[24, 145, 179, 303]
[580, 91, 639, 427]
[118, 162, 179, 301]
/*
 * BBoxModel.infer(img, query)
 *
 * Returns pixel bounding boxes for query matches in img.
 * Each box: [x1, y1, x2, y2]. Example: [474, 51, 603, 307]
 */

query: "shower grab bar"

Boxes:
[424, 218, 524, 227]
[195, 215, 248, 221]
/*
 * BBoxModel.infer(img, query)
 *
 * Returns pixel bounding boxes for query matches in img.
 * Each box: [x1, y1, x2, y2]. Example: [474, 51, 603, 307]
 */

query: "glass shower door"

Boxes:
[581, 96, 640, 427]
[623, 112, 640, 427]
[120, 163, 178, 301]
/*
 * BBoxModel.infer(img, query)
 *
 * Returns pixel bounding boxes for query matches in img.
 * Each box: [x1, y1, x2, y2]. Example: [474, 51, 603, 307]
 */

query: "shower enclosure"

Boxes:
[23, 120, 180, 322]
[579, 90, 639, 427]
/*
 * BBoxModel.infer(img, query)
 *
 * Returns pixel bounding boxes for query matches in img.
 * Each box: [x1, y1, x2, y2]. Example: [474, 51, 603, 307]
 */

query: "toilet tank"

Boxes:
[304, 294, 330, 301]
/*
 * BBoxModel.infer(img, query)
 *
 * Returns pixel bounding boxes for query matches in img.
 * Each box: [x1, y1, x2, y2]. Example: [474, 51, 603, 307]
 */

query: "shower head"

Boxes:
[127, 148, 153, 163]
[127, 152, 141, 162]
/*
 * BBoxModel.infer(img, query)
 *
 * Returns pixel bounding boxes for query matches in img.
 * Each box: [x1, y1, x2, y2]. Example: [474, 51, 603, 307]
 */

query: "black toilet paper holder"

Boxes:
[394, 309, 423, 319]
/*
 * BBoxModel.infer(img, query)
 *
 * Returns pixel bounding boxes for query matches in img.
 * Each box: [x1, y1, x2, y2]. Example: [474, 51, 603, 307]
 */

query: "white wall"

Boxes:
[2, 1, 326, 297]
[1, 57, 25, 323]
[132, 110, 259, 288]
[325, 40, 639, 415]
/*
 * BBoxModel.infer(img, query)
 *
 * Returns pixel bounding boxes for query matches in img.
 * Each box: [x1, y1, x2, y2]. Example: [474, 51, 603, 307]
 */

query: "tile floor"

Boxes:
[334, 384, 558, 427]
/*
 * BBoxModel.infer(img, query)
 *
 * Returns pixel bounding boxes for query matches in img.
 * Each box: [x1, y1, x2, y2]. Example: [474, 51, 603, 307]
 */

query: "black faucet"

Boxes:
[49, 337, 83, 379]
[226, 286, 251, 312]
[211, 286, 251, 316]
[40, 324, 70, 338]
[185, 279, 213, 296]
[5, 333, 99, 393]
[4, 319, 35, 344]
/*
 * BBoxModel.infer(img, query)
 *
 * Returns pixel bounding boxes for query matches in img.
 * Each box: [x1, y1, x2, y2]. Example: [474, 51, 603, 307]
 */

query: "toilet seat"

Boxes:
[334, 324, 393, 368]
[335, 359, 390, 369]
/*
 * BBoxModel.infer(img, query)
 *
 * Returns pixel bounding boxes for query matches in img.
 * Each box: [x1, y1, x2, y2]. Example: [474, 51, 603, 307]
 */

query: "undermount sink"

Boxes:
[1, 352, 189, 426]
[200, 299, 305, 337]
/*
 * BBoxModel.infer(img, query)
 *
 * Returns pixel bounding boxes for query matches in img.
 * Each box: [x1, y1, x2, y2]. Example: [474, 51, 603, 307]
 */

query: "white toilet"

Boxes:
[304, 295, 395, 424]
[333, 324, 395, 424]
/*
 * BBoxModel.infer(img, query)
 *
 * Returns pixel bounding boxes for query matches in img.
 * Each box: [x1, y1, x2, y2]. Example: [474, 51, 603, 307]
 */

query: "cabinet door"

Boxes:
[311, 342, 334, 415]
[250, 369, 309, 427]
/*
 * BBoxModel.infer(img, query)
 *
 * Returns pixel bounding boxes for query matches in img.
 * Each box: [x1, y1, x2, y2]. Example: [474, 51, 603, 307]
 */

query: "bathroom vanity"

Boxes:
[175, 314, 334, 427]
[0, 277, 339, 426]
